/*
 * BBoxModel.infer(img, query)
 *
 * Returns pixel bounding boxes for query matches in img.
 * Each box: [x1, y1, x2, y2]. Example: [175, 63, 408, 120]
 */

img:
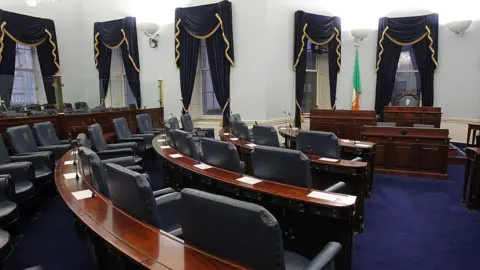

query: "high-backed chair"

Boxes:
[0, 229, 12, 265]
[173, 130, 201, 160]
[200, 138, 245, 173]
[180, 188, 342, 270]
[180, 114, 214, 139]
[164, 124, 176, 148]
[26, 104, 41, 111]
[5, 126, 55, 183]
[9, 105, 23, 113]
[0, 176, 19, 229]
[167, 117, 181, 130]
[0, 137, 36, 203]
[112, 117, 153, 154]
[229, 113, 241, 122]
[33, 121, 71, 160]
[88, 123, 142, 164]
[105, 163, 182, 236]
[30, 111, 48, 117]
[230, 119, 252, 141]
[251, 146, 346, 192]
[413, 124, 435, 128]
[63, 103, 74, 114]
[74, 102, 89, 110]
[76, 133, 89, 148]
[376, 122, 396, 127]
[136, 114, 163, 135]
[252, 125, 282, 147]
[1, 112, 23, 118]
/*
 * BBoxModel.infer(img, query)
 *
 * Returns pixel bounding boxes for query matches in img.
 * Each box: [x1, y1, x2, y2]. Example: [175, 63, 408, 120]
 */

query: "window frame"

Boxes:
[392, 46, 422, 106]
[11, 44, 38, 105]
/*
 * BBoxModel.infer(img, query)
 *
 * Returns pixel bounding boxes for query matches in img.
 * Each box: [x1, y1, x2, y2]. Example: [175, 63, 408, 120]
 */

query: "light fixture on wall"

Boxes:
[25, 0, 58, 7]
[350, 29, 371, 43]
[446, 20, 472, 35]
[137, 22, 161, 48]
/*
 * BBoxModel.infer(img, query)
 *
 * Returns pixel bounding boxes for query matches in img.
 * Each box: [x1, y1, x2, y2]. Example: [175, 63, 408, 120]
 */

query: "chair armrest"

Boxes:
[106, 142, 137, 152]
[101, 156, 135, 167]
[155, 192, 181, 232]
[304, 242, 342, 270]
[153, 187, 175, 197]
[117, 138, 146, 154]
[39, 144, 71, 160]
[351, 157, 363, 162]
[0, 162, 35, 183]
[11, 152, 54, 170]
[169, 228, 183, 238]
[59, 139, 75, 145]
[132, 133, 155, 142]
[0, 176, 15, 201]
[97, 149, 134, 160]
[125, 165, 143, 172]
[324, 182, 346, 193]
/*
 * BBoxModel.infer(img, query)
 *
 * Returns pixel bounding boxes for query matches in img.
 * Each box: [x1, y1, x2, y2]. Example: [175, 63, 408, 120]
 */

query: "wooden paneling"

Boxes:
[383, 106, 442, 128]
[310, 110, 376, 140]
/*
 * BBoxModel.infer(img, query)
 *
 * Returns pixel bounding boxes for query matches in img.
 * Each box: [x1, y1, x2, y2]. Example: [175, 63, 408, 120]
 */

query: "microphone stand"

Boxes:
[288, 113, 292, 130]
[284, 111, 287, 130]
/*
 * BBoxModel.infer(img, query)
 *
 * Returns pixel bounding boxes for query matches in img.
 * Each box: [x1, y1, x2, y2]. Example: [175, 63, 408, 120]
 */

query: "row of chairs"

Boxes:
[2, 103, 140, 118]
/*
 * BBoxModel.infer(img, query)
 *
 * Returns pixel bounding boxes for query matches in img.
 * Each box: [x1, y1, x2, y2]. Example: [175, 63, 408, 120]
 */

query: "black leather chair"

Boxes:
[0, 137, 36, 203]
[376, 122, 396, 127]
[164, 124, 176, 148]
[0, 229, 12, 265]
[229, 113, 241, 122]
[5, 126, 54, 183]
[63, 103, 74, 114]
[200, 138, 245, 173]
[252, 125, 282, 147]
[26, 104, 41, 111]
[180, 188, 342, 270]
[112, 117, 152, 154]
[167, 117, 181, 130]
[1, 111, 23, 118]
[30, 111, 48, 117]
[0, 176, 19, 229]
[75, 102, 89, 110]
[413, 124, 435, 128]
[104, 163, 182, 236]
[136, 113, 163, 135]
[180, 114, 214, 139]
[90, 106, 107, 112]
[296, 131, 363, 162]
[9, 105, 23, 113]
[251, 145, 346, 192]
[88, 123, 142, 164]
[76, 133, 89, 148]
[173, 130, 201, 160]
[33, 121, 71, 160]
[230, 119, 252, 141]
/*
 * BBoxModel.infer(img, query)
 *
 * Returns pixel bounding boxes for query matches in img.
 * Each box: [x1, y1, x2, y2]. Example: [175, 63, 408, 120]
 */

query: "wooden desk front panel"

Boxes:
[310, 110, 376, 140]
[362, 126, 449, 178]
[383, 106, 442, 128]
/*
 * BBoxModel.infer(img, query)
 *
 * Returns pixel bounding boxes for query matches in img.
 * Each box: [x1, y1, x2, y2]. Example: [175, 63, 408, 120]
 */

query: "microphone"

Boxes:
[255, 121, 258, 126]
[288, 113, 292, 129]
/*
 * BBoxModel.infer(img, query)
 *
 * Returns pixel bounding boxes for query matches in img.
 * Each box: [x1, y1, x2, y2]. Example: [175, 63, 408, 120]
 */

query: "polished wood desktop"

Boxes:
[466, 124, 480, 147]
[154, 138, 357, 270]
[309, 109, 377, 140]
[56, 150, 244, 269]
[383, 106, 442, 128]
[361, 126, 449, 179]
[463, 147, 480, 210]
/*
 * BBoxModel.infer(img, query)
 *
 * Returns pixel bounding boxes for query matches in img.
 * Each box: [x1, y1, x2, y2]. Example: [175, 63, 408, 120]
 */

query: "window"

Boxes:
[302, 40, 317, 114]
[391, 46, 421, 106]
[11, 44, 37, 105]
[200, 40, 221, 115]
[302, 41, 330, 113]
[106, 48, 136, 107]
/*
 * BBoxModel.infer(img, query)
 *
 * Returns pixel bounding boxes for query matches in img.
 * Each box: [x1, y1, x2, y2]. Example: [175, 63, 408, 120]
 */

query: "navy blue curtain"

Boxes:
[0, 9, 60, 106]
[94, 17, 141, 107]
[375, 14, 438, 115]
[293, 11, 341, 127]
[175, 0, 235, 126]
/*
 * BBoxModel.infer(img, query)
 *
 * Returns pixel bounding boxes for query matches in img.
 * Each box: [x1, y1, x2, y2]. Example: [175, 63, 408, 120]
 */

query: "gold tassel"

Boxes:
[295, 99, 304, 123]
[220, 98, 230, 127]
[0, 22, 6, 64]
[94, 32, 100, 71]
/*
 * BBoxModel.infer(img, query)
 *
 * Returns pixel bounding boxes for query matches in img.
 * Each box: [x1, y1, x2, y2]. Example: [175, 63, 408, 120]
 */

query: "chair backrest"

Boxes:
[33, 121, 61, 146]
[136, 114, 153, 134]
[180, 188, 286, 270]
[413, 124, 435, 128]
[9, 104, 23, 112]
[75, 102, 88, 109]
[167, 117, 180, 130]
[88, 123, 107, 152]
[113, 117, 133, 140]
[0, 176, 15, 203]
[64, 103, 73, 109]
[201, 138, 243, 173]
[105, 163, 161, 228]
[251, 145, 312, 189]
[2, 111, 23, 118]
[27, 104, 41, 111]
[6, 125, 39, 154]
[43, 104, 56, 110]
[164, 124, 176, 148]
[31, 110, 48, 117]
[78, 147, 110, 198]
[231, 120, 250, 141]
[296, 130, 340, 159]
[91, 106, 106, 112]
[76, 133, 89, 148]
[397, 94, 420, 107]
[0, 137, 11, 165]
[229, 113, 241, 122]
[173, 129, 200, 160]
[180, 114, 194, 132]
[376, 122, 396, 127]
[252, 125, 280, 147]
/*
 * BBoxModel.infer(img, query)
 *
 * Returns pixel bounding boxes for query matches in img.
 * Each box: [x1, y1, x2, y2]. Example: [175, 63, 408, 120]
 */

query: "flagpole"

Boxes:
[350, 29, 370, 111]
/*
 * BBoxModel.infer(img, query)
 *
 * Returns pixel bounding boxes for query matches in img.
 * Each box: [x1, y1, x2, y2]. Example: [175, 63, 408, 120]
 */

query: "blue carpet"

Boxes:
[4, 164, 480, 270]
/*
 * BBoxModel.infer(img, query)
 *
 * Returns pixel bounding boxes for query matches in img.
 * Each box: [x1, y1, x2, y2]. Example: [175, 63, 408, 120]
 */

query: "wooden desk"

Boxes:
[361, 126, 449, 179]
[466, 124, 480, 147]
[383, 106, 442, 127]
[56, 150, 242, 269]
[463, 147, 480, 210]
[310, 109, 376, 140]
[154, 138, 356, 270]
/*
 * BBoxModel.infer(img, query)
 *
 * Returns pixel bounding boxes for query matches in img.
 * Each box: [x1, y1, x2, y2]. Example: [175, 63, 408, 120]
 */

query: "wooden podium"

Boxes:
[310, 110, 376, 140]
[383, 106, 442, 127]
[362, 126, 449, 178]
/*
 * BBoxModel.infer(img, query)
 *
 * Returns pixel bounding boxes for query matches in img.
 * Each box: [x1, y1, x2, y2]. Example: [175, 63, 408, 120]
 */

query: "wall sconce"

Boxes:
[137, 22, 161, 48]
[446, 20, 472, 35]
[350, 29, 371, 43]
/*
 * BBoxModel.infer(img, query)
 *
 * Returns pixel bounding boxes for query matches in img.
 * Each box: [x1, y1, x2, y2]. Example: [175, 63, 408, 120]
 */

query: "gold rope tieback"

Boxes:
[121, 29, 140, 73]
[334, 27, 341, 72]
[215, 13, 235, 66]
[94, 32, 100, 71]
[376, 26, 389, 72]
[220, 98, 231, 126]
[425, 25, 438, 70]
[293, 23, 308, 71]
[45, 29, 60, 74]
[0, 22, 6, 64]
[295, 99, 304, 123]
[175, 19, 181, 65]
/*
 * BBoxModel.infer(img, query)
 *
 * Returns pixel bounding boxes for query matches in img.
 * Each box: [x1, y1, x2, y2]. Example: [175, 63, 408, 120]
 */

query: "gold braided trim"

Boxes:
[44, 29, 60, 74]
[220, 98, 230, 126]
[189, 23, 221, 39]
[0, 22, 6, 64]
[295, 99, 304, 123]
[102, 38, 125, 49]
[4, 28, 46, 47]
[94, 32, 100, 71]
[175, 19, 181, 64]
[121, 29, 130, 48]
[332, 101, 336, 109]
[334, 27, 341, 72]
[385, 32, 427, 46]
[293, 23, 308, 71]
[215, 13, 235, 66]
[305, 30, 335, 46]
[425, 25, 438, 70]
[376, 26, 389, 72]
[121, 29, 140, 73]
[181, 98, 189, 113]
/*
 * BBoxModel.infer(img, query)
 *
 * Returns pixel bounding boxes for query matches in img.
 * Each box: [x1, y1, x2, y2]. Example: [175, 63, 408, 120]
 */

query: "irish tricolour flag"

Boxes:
[352, 48, 361, 110]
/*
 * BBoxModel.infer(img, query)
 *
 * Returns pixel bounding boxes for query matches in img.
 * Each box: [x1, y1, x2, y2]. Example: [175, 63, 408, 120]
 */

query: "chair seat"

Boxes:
[0, 230, 12, 263]
[284, 251, 310, 270]
[0, 201, 19, 228]
[14, 181, 35, 202]
[34, 168, 53, 183]
[163, 222, 182, 236]
[134, 156, 143, 165]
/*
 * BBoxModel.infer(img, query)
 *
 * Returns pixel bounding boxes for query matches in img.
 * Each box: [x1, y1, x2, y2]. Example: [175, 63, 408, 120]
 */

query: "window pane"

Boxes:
[306, 40, 316, 70]
[17, 48, 33, 69]
[392, 71, 421, 105]
[201, 40, 221, 116]
[397, 46, 418, 71]
[302, 72, 317, 113]
[201, 40, 209, 69]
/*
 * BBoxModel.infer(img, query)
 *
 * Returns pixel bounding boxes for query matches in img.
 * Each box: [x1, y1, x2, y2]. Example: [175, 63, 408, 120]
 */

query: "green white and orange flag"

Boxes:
[352, 47, 361, 110]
